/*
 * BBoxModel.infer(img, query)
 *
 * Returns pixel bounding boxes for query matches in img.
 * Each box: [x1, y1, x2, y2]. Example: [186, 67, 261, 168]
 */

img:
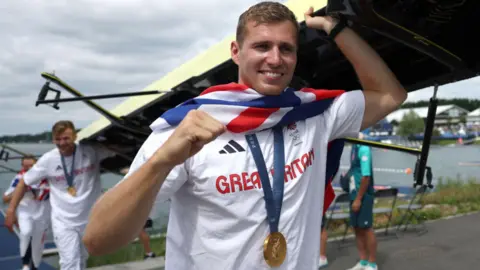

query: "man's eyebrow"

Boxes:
[250, 41, 296, 48]
[251, 41, 270, 46]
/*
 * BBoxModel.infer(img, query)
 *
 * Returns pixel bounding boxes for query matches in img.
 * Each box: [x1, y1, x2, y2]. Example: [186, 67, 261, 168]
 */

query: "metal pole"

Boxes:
[414, 84, 438, 187]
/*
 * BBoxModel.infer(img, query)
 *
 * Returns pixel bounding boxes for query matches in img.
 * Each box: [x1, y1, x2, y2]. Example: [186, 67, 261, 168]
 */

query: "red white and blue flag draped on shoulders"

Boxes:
[150, 83, 347, 213]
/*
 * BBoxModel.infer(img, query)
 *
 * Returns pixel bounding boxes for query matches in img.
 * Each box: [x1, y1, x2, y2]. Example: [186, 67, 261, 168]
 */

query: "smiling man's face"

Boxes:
[231, 20, 298, 95]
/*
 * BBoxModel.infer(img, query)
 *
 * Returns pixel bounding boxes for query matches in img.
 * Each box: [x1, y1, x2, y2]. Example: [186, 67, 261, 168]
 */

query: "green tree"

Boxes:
[397, 110, 425, 136]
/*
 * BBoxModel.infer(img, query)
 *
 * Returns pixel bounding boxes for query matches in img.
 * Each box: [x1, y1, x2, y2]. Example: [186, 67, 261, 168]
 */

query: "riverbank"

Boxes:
[86, 176, 480, 268]
[327, 176, 480, 237]
[432, 139, 480, 145]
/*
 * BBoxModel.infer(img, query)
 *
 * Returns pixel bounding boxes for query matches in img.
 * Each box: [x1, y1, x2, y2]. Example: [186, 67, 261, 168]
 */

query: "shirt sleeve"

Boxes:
[23, 154, 49, 186]
[120, 130, 188, 203]
[358, 147, 372, 177]
[325, 90, 366, 141]
[95, 146, 115, 162]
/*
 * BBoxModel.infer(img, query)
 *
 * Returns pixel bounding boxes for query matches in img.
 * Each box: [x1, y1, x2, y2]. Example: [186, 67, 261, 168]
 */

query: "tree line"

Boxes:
[0, 131, 52, 143]
[396, 99, 480, 137]
[402, 98, 480, 112]
[0, 129, 82, 143]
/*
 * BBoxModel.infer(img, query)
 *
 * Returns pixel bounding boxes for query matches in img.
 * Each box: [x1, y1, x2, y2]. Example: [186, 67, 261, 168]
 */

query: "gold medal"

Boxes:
[263, 232, 287, 267]
[67, 186, 76, 197]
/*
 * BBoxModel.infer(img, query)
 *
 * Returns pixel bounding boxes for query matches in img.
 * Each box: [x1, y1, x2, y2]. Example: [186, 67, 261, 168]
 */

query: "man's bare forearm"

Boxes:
[355, 176, 370, 201]
[334, 27, 407, 128]
[334, 28, 404, 95]
[83, 155, 175, 256]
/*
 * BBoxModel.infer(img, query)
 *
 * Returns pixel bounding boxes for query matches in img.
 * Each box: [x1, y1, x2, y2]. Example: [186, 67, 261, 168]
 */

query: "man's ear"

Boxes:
[231, 41, 240, 65]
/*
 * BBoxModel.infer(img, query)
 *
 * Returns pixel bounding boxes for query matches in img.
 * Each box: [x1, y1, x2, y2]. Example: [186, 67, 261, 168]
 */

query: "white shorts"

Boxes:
[17, 215, 49, 268]
[52, 223, 89, 270]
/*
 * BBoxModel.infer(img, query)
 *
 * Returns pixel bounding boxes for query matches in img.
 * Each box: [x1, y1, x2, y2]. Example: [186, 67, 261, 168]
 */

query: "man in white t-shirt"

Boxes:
[3, 155, 51, 270]
[4, 120, 114, 270]
[83, 2, 407, 270]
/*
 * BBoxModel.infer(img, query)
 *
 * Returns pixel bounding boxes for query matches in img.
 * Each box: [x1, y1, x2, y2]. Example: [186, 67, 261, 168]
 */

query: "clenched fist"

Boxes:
[304, 6, 339, 35]
[154, 110, 226, 167]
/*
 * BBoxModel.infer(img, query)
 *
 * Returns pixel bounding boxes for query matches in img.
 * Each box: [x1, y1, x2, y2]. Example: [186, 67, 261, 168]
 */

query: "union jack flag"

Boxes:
[150, 83, 347, 213]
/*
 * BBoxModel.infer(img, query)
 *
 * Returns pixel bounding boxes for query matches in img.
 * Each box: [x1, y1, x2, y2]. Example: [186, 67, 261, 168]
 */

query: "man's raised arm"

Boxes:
[83, 110, 226, 256]
[332, 26, 407, 130]
[305, 8, 407, 129]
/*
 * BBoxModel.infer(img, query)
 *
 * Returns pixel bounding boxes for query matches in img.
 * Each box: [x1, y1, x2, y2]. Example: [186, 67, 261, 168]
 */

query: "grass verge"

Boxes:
[326, 176, 480, 237]
[86, 234, 166, 268]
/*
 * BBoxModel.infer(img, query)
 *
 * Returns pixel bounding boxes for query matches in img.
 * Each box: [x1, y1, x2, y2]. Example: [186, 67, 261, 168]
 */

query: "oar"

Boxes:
[4, 155, 42, 160]
[344, 137, 421, 156]
[0, 144, 30, 156]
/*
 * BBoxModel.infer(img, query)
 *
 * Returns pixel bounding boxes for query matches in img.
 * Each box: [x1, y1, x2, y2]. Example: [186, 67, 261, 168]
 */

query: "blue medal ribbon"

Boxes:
[60, 145, 76, 188]
[246, 126, 285, 233]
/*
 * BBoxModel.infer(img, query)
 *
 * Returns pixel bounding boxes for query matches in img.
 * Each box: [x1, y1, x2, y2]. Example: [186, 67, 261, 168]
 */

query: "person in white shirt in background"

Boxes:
[83, 2, 407, 270]
[3, 155, 51, 270]
[4, 120, 114, 270]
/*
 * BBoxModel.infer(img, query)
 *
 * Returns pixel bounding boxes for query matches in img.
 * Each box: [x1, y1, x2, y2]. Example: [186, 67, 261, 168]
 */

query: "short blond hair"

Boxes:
[21, 154, 37, 163]
[52, 120, 76, 136]
[236, 1, 299, 46]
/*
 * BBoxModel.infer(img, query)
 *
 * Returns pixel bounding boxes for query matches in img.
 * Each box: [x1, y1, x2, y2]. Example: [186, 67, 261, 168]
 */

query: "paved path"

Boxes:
[325, 212, 480, 269]
[4, 211, 478, 270]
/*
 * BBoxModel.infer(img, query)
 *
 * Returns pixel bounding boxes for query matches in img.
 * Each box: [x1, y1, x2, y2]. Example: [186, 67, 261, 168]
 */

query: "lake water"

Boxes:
[1, 142, 479, 237]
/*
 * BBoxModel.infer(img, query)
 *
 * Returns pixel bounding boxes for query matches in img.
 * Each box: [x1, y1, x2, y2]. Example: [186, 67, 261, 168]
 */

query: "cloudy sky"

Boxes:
[1, 0, 479, 136]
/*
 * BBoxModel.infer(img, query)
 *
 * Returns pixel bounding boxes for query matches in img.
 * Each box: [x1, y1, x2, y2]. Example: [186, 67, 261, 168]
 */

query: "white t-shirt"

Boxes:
[4, 172, 50, 221]
[23, 143, 114, 228]
[124, 90, 365, 270]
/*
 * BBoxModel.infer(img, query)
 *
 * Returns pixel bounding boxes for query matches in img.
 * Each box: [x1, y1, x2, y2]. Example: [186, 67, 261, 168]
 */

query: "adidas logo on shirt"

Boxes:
[219, 140, 245, 154]
[56, 165, 62, 171]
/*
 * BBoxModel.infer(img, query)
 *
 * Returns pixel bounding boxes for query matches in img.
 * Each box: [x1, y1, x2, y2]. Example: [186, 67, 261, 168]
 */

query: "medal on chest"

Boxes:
[263, 231, 287, 267]
[67, 186, 77, 196]
[246, 126, 287, 267]
[61, 145, 77, 197]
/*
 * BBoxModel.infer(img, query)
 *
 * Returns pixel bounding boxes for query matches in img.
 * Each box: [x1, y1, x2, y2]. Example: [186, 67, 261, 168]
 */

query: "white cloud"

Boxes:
[406, 76, 480, 103]
[0, 0, 273, 135]
[0, 0, 478, 135]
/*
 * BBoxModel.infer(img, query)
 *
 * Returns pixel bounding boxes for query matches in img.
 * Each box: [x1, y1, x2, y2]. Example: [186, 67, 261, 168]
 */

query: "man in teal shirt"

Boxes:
[347, 132, 378, 270]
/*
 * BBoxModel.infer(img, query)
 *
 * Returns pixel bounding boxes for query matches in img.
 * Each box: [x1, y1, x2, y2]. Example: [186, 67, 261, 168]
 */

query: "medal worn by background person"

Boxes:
[62, 145, 77, 197]
[83, 2, 408, 270]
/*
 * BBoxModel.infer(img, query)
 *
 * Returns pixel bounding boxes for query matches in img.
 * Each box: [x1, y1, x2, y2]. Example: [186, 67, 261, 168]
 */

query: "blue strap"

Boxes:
[245, 126, 285, 233]
[60, 145, 76, 188]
